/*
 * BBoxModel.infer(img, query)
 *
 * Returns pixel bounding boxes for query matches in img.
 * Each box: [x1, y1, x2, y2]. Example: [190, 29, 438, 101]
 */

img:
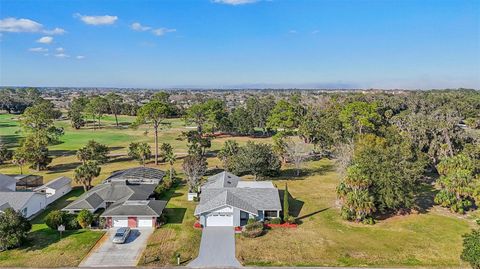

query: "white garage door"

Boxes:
[206, 213, 233, 226]
[138, 217, 153, 227]
[113, 217, 128, 227]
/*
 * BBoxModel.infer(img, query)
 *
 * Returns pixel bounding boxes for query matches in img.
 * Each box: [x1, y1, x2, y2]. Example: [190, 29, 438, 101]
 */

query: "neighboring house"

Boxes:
[63, 167, 167, 228]
[0, 173, 47, 218]
[0, 192, 47, 218]
[34, 176, 72, 205]
[195, 171, 282, 227]
[0, 174, 16, 192]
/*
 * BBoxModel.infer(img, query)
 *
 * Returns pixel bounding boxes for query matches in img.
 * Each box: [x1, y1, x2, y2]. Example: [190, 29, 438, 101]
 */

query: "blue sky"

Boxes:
[0, 0, 479, 89]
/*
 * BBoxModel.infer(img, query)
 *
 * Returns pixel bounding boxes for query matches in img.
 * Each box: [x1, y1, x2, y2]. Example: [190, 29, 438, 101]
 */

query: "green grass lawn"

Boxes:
[236, 159, 474, 268]
[0, 187, 105, 267]
[0, 113, 476, 268]
[139, 182, 201, 266]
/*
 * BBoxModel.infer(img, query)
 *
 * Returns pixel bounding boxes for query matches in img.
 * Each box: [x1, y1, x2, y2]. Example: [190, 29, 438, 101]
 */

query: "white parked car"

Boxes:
[112, 227, 131, 244]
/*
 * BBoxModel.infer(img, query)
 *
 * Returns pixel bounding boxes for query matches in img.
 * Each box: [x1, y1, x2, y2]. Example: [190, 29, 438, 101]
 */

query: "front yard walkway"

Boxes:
[80, 228, 153, 267]
[188, 227, 242, 268]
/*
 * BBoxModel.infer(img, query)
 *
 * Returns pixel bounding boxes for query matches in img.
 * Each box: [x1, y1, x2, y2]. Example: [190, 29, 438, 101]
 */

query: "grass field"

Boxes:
[0, 112, 477, 268]
[0, 188, 105, 267]
[139, 183, 201, 266]
[236, 160, 474, 268]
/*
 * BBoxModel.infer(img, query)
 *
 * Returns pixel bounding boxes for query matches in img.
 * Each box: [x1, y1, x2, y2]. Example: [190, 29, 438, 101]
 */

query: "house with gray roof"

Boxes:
[0, 173, 47, 218]
[0, 191, 47, 218]
[195, 171, 281, 227]
[34, 176, 72, 205]
[63, 167, 167, 228]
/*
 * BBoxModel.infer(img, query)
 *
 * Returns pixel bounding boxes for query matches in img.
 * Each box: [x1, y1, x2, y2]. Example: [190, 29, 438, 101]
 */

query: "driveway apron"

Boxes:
[80, 228, 153, 267]
[188, 227, 242, 268]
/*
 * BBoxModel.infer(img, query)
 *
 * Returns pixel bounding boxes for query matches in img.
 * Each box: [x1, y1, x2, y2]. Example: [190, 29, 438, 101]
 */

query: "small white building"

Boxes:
[34, 176, 72, 205]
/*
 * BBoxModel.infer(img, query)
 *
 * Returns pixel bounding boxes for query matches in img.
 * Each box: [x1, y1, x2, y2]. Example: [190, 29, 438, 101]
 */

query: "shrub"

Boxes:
[242, 221, 264, 238]
[247, 218, 256, 225]
[0, 208, 31, 251]
[77, 209, 94, 228]
[65, 214, 80, 230]
[45, 210, 79, 230]
[461, 229, 480, 269]
[285, 216, 296, 224]
[269, 218, 282, 224]
[45, 210, 65, 230]
[362, 217, 376, 225]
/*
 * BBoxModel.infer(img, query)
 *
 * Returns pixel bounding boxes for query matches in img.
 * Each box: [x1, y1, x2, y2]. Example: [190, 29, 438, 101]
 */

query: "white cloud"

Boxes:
[29, 47, 48, 52]
[131, 22, 151, 31]
[56, 47, 64, 52]
[44, 27, 66, 35]
[152, 28, 176, 36]
[76, 55, 85, 59]
[37, 36, 53, 44]
[54, 53, 69, 58]
[212, 0, 259, 5]
[0, 18, 43, 33]
[75, 13, 118, 25]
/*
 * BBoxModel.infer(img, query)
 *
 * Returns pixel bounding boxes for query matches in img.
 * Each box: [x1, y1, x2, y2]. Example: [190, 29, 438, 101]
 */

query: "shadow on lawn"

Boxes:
[21, 228, 82, 251]
[0, 134, 22, 148]
[164, 208, 187, 224]
[47, 162, 82, 174]
[279, 190, 304, 218]
[277, 162, 335, 180]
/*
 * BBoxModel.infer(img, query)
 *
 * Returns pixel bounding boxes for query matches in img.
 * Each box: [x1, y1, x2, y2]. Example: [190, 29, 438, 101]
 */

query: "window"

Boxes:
[264, 210, 278, 218]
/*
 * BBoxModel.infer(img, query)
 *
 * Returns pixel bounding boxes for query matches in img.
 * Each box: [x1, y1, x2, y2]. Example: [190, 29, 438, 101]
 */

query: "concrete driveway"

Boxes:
[80, 228, 153, 267]
[188, 227, 242, 268]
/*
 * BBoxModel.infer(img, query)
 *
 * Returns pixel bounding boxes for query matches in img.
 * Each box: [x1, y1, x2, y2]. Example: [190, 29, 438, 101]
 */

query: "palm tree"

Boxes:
[347, 189, 375, 222]
[165, 149, 176, 180]
[74, 161, 101, 191]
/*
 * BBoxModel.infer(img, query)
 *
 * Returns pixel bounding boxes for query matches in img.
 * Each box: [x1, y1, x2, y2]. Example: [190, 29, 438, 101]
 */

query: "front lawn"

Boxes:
[0, 188, 105, 267]
[139, 183, 201, 266]
[236, 159, 474, 268]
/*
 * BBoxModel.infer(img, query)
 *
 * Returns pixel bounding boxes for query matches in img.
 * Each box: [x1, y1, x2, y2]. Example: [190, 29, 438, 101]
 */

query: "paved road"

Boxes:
[188, 227, 242, 268]
[80, 228, 153, 267]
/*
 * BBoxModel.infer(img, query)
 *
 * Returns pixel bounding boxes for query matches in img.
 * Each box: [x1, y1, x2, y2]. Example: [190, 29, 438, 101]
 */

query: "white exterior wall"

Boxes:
[23, 193, 47, 218]
[45, 185, 72, 205]
[233, 207, 241, 226]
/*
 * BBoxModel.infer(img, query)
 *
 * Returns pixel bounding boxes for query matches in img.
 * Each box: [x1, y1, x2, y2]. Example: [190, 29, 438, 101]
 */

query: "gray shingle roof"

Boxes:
[0, 174, 16, 192]
[64, 182, 157, 211]
[195, 172, 281, 216]
[201, 171, 241, 189]
[101, 200, 167, 217]
[34, 176, 71, 191]
[0, 202, 11, 211]
[0, 192, 41, 211]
